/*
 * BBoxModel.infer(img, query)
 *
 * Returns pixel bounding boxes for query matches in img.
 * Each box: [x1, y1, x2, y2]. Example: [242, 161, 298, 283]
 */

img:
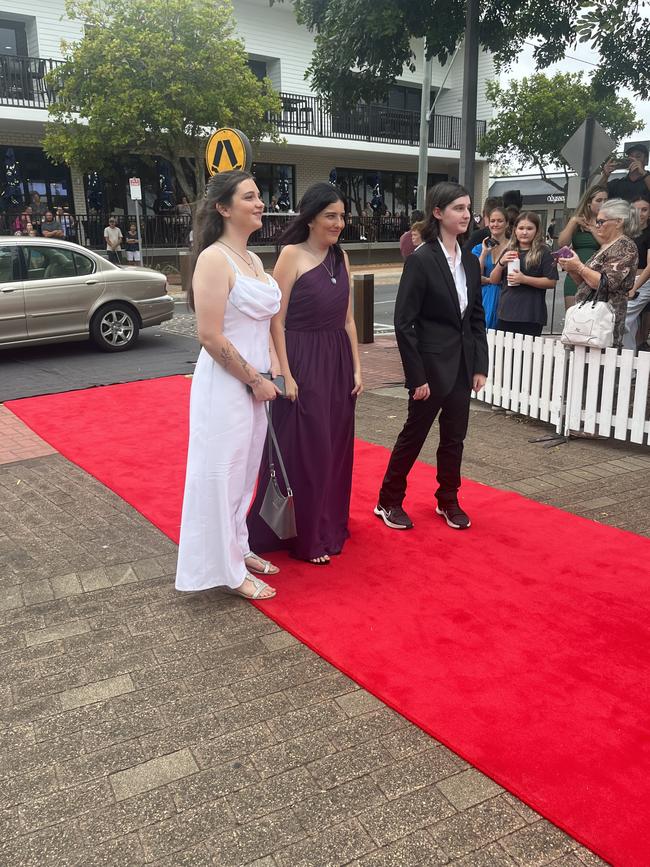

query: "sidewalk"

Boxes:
[3, 341, 648, 865]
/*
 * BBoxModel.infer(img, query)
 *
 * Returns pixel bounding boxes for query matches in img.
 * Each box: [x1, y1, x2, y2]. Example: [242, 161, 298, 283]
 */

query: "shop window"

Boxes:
[0, 146, 72, 213]
[251, 163, 295, 211]
[335, 168, 446, 216]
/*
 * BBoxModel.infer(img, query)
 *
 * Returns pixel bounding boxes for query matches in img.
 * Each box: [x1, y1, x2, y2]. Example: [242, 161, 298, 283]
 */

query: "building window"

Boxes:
[0, 20, 28, 56]
[83, 156, 182, 216]
[247, 59, 267, 81]
[335, 168, 448, 216]
[251, 163, 295, 211]
[385, 85, 423, 113]
[0, 146, 72, 214]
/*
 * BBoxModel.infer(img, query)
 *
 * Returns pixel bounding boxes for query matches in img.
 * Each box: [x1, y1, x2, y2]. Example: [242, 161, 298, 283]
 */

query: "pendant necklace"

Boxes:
[321, 250, 337, 284]
[217, 241, 259, 277]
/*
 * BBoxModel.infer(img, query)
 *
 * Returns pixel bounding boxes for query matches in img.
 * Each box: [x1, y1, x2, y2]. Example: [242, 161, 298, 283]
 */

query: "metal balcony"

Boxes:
[0, 56, 486, 154]
[273, 92, 487, 150]
[0, 54, 63, 109]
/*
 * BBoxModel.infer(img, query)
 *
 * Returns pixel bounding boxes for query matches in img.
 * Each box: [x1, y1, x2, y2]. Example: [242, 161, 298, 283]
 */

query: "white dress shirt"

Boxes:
[438, 239, 468, 315]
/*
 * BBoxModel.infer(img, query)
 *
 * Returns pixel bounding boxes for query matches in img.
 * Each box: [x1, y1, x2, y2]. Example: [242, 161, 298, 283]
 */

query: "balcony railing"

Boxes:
[1, 213, 409, 247]
[273, 92, 487, 150]
[0, 54, 63, 109]
[0, 56, 485, 152]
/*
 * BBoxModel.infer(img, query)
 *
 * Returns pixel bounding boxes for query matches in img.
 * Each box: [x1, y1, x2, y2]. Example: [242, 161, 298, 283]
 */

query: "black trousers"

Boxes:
[379, 365, 471, 508]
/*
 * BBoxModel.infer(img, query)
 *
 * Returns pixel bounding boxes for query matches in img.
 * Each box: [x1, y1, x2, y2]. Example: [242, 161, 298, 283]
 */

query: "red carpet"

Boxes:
[8, 376, 650, 866]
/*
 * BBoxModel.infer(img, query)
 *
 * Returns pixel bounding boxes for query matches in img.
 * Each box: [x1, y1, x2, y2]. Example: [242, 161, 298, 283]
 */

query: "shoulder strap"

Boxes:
[265, 404, 293, 495]
[220, 249, 242, 276]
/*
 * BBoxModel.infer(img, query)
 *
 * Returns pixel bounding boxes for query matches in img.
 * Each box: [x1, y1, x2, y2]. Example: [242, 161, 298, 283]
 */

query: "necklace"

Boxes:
[305, 242, 337, 283]
[320, 250, 337, 284]
[217, 241, 258, 275]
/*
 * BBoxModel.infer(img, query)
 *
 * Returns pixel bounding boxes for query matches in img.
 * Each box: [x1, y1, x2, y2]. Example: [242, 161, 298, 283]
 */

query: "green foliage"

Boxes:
[44, 0, 282, 198]
[478, 72, 643, 190]
[277, 0, 650, 107]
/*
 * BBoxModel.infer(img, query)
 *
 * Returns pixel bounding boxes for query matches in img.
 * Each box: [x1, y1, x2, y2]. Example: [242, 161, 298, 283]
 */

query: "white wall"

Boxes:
[232, 0, 494, 121]
[232, 0, 316, 95]
[0, 1, 82, 58]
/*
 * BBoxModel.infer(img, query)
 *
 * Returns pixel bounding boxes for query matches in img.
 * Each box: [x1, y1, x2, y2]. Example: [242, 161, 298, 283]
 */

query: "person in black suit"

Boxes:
[375, 182, 489, 531]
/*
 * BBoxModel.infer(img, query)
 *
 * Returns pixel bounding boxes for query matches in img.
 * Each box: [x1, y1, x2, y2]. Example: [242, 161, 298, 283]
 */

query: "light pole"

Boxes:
[416, 43, 433, 211]
[458, 0, 479, 198]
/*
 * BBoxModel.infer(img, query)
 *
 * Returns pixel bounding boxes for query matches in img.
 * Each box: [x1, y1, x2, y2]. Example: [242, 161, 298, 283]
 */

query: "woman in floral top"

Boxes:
[560, 198, 639, 347]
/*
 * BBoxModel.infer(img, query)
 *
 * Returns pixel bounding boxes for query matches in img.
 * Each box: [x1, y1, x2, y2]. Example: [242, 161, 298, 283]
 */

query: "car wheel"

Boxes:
[90, 303, 140, 352]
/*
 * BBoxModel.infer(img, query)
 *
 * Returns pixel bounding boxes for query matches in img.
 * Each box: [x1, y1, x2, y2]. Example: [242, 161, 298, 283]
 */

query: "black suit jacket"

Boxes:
[394, 240, 489, 398]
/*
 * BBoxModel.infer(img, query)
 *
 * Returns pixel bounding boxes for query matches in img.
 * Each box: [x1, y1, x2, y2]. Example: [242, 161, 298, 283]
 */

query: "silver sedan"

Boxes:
[0, 237, 174, 351]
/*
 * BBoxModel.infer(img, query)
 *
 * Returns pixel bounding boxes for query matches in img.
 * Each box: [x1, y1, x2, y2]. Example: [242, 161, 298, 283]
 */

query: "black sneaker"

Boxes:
[436, 502, 471, 529]
[374, 503, 413, 530]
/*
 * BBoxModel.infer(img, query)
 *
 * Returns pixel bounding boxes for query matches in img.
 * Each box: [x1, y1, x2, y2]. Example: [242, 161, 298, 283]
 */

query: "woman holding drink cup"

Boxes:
[488, 211, 558, 337]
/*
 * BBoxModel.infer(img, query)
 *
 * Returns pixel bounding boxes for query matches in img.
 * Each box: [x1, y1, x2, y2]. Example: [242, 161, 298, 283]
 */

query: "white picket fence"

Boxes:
[475, 330, 650, 446]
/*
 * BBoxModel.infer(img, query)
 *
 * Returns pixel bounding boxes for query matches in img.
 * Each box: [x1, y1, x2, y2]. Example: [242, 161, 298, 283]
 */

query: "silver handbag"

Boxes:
[259, 404, 297, 540]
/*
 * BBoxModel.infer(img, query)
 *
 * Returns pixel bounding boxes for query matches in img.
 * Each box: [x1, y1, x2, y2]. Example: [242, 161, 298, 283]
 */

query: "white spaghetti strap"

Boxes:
[220, 250, 242, 276]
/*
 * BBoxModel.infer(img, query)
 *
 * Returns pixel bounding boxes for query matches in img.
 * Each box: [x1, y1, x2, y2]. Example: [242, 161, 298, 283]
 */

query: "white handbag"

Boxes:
[561, 289, 615, 349]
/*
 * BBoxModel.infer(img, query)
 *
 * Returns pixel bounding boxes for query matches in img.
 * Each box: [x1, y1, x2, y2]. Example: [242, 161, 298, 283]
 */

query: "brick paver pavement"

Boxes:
[4, 349, 646, 863]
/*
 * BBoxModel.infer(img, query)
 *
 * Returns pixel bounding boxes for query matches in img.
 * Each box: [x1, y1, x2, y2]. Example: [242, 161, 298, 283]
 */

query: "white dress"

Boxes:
[175, 253, 281, 591]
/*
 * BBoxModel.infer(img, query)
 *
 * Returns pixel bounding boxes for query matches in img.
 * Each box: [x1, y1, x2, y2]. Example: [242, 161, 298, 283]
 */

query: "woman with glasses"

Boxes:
[560, 198, 639, 348]
[557, 185, 608, 310]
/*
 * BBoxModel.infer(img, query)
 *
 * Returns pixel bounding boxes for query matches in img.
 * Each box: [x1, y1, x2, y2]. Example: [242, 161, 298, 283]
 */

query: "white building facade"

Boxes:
[1, 0, 493, 239]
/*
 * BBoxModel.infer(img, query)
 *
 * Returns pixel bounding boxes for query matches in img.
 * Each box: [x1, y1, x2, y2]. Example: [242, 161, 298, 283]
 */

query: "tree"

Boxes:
[278, 0, 650, 107]
[44, 0, 282, 200]
[478, 73, 643, 193]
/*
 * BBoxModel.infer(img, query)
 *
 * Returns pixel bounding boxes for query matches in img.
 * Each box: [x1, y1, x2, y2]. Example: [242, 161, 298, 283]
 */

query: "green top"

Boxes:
[564, 228, 600, 296]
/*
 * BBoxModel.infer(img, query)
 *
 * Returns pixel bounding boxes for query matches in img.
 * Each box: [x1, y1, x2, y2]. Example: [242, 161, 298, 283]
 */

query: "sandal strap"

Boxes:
[245, 552, 272, 574]
[248, 575, 270, 599]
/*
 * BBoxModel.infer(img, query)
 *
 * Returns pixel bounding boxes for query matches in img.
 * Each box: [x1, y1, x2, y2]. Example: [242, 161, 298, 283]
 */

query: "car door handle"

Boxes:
[0, 286, 15, 293]
[85, 279, 98, 285]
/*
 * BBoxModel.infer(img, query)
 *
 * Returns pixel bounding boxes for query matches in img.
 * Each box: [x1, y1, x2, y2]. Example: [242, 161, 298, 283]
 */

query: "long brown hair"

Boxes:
[574, 184, 608, 224]
[189, 170, 253, 310]
[506, 211, 546, 270]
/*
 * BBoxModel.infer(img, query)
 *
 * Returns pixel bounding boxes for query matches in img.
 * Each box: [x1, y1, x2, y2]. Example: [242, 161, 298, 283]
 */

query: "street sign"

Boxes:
[205, 128, 252, 176]
[129, 177, 142, 201]
[561, 120, 616, 177]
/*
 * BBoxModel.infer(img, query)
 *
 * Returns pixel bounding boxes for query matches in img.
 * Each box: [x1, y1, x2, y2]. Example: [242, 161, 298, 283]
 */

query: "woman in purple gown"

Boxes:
[247, 183, 363, 564]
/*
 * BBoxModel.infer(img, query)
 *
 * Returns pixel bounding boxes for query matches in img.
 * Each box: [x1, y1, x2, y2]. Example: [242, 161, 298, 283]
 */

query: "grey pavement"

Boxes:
[0, 329, 198, 402]
[1, 384, 641, 864]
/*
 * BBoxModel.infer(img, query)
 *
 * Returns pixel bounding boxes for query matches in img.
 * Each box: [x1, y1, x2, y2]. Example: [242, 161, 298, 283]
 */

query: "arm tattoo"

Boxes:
[219, 345, 234, 370]
[218, 340, 261, 388]
[235, 349, 251, 376]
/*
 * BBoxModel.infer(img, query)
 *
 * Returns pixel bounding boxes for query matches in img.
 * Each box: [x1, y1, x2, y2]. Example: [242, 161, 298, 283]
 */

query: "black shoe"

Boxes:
[374, 503, 413, 530]
[436, 502, 471, 529]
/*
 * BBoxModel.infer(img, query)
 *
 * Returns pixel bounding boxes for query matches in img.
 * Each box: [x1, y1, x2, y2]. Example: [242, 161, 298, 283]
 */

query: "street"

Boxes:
[0, 327, 198, 402]
[0, 270, 570, 403]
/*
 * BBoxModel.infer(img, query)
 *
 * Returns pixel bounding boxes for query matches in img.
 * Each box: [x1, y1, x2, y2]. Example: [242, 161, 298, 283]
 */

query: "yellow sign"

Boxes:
[205, 128, 252, 176]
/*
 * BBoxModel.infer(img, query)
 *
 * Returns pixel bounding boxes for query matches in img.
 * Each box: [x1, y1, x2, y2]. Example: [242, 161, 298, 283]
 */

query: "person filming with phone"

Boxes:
[599, 144, 650, 203]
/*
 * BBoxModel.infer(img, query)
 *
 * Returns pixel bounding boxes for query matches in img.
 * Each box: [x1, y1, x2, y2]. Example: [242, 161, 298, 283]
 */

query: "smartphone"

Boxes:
[273, 375, 286, 397]
[551, 245, 573, 261]
[485, 237, 499, 248]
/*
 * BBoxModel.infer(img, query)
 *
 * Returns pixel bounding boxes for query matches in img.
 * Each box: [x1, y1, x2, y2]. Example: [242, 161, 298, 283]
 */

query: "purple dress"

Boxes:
[247, 255, 356, 560]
